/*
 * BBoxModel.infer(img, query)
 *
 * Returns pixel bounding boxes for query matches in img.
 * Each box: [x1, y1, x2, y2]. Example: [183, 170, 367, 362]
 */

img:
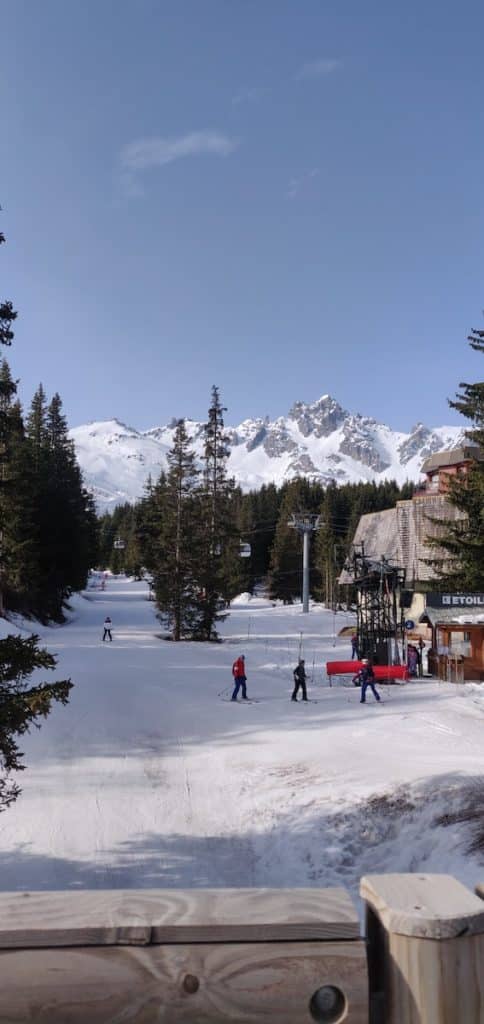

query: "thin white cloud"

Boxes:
[286, 168, 320, 200]
[232, 86, 267, 105]
[296, 58, 341, 80]
[121, 131, 238, 172]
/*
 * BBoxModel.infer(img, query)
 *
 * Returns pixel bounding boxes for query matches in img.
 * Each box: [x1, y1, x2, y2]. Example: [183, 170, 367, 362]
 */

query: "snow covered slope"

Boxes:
[69, 395, 465, 510]
[0, 576, 482, 901]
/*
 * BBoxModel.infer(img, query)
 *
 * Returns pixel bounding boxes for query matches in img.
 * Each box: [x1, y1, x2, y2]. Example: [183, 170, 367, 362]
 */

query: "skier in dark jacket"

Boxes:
[354, 658, 380, 703]
[291, 659, 308, 702]
[351, 634, 358, 659]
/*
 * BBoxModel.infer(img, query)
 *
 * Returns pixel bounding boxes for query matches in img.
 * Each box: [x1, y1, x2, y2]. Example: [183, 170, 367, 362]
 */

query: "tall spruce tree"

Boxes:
[133, 473, 168, 578]
[0, 385, 41, 614]
[268, 484, 306, 603]
[197, 387, 241, 640]
[19, 389, 96, 620]
[430, 327, 484, 587]
[314, 482, 352, 606]
[43, 393, 98, 617]
[155, 419, 202, 640]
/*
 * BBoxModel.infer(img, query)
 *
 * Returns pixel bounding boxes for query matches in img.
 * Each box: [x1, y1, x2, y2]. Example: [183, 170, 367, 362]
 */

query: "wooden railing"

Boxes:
[0, 875, 483, 1022]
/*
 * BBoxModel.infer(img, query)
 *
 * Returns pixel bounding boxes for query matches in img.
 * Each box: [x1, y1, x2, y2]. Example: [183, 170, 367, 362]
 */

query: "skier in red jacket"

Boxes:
[231, 655, 248, 701]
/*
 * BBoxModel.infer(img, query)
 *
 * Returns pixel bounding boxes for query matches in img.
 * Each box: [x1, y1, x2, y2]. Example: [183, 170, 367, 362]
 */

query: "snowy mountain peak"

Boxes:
[69, 395, 466, 510]
[288, 394, 346, 438]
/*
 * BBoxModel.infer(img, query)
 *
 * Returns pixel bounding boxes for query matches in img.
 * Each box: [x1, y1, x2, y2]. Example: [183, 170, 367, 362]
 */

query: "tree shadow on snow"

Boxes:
[0, 771, 482, 914]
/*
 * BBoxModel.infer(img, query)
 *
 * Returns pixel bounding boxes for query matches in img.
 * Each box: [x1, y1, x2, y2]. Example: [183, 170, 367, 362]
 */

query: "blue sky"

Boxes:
[2, 0, 483, 432]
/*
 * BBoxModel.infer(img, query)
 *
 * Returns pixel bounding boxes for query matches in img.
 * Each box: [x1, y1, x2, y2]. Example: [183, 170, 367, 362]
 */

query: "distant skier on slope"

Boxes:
[353, 658, 380, 704]
[291, 659, 308, 702]
[351, 633, 358, 659]
[102, 616, 113, 642]
[231, 655, 248, 701]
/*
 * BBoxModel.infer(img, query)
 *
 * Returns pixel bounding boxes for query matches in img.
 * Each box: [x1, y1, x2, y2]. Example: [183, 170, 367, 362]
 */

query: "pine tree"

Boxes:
[42, 393, 97, 617]
[314, 483, 352, 605]
[239, 484, 282, 592]
[134, 474, 167, 577]
[0, 222, 16, 348]
[268, 485, 305, 603]
[0, 360, 29, 614]
[155, 420, 202, 640]
[0, 635, 72, 812]
[197, 387, 241, 640]
[430, 328, 484, 588]
[0, 213, 74, 812]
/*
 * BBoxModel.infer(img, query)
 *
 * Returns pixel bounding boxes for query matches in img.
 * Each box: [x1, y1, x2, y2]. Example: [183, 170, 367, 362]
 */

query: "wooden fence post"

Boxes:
[360, 873, 484, 1023]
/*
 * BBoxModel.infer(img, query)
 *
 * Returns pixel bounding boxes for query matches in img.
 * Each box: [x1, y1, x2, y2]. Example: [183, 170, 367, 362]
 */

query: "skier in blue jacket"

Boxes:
[354, 658, 380, 704]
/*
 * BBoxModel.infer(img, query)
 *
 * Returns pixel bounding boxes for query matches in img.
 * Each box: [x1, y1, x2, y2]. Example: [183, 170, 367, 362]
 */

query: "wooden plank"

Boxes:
[0, 888, 360, 948]
[360, 873, 484, 939]
[150, 888, 360, 943]
[0, 940, 368, 1023]
[383, 931, 484, 1023]
[0, 891, 152, 949]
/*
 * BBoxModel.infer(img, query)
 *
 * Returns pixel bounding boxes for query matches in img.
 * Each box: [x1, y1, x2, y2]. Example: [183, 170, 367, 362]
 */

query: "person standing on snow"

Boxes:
[355, 658, 380, 704]
[291, 659, 308, 702]
[102, 616, 113, 642]
[231, 654, 248, 701]
[351, 634, 358, 659]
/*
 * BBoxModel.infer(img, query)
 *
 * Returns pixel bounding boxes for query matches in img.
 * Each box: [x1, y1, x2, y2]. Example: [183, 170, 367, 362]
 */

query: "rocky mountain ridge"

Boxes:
[69, 394, 464, 511]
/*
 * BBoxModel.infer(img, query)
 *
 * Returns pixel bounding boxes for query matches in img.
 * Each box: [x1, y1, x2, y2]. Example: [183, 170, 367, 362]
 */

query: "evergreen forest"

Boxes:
[0, 215, 95, 811]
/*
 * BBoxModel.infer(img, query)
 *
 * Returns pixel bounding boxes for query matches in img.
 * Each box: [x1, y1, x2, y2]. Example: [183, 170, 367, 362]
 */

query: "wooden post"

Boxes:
[0, 888, 368, 1022]
[361, 873, 484, 1023]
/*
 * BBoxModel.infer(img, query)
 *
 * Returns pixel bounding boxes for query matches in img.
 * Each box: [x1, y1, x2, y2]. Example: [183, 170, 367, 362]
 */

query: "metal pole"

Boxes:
[302, 530, 310, 613]
[287, 513, 320, 615]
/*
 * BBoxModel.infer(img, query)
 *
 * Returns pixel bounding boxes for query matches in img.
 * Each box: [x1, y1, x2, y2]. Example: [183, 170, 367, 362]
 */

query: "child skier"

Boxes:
[102, 616, 113, 642]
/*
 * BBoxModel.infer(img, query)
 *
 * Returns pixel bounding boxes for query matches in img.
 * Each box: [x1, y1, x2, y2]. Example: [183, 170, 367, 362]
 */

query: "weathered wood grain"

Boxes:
[0, 940, 368, 1023]
[0, 887, 360, 948]
[362, 875, 484, 1023]
[360, 873, 484, 939]
[383, 930, 484, 1023]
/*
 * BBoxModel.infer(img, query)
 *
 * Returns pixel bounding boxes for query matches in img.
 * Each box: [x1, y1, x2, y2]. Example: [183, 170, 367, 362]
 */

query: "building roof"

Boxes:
[421, 607, 484, 627]
[338, 507, 399, 584]
[420, 445, 482, 474]
[339, 494, 465, 586]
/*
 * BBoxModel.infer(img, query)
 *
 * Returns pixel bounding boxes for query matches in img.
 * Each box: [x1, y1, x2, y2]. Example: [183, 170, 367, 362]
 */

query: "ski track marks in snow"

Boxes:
[0, 577, 482, 901]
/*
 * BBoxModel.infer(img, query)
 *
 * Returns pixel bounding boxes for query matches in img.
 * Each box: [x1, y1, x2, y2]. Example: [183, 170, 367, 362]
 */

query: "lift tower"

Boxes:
[288, 513, 321, 614]
[346, 546, 406, 663]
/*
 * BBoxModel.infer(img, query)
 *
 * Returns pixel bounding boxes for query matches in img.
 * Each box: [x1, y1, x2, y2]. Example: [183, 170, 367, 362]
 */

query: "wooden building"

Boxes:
[419, 444, 483, 495]
[339, 447, 484, 680]
[420, 593, 484, 682]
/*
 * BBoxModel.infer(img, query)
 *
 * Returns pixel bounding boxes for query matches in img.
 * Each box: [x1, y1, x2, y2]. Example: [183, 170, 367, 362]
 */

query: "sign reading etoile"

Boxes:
[426, 593, 484, 608]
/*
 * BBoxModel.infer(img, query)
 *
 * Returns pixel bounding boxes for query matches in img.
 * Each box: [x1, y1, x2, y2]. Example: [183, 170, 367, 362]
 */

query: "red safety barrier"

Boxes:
[327, 660, 364, 676]
[326, 660, 409, 682]
[373, 665, 409, 682]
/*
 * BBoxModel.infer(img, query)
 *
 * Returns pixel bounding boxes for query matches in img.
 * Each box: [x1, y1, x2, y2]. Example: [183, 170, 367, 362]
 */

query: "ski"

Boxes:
[221, 698, 260, 704]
